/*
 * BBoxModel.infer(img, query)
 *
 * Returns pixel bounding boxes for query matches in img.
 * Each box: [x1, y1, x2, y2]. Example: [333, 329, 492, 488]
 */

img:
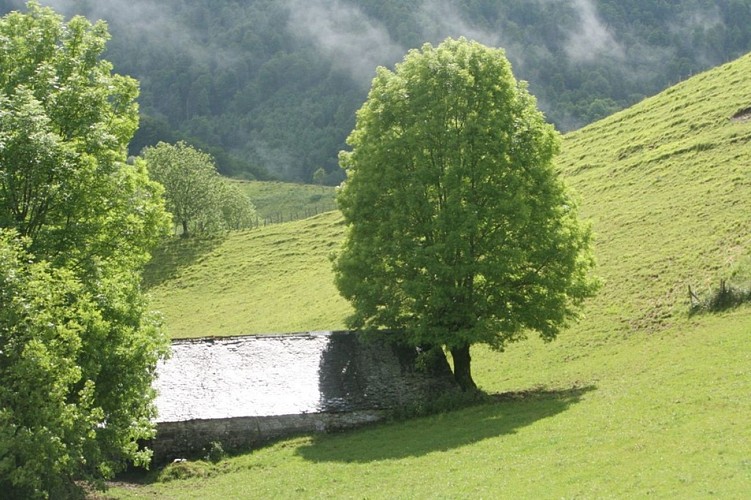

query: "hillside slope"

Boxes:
[129, 52, 751, 498]
[146, 210, 350, 338]
[147, 53, 751, 340]
[233, 180, 336, 223]
[559, 52, 751, 337]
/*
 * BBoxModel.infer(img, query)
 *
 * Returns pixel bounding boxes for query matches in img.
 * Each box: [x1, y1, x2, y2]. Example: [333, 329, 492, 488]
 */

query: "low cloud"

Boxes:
[672, 5, 723, 33]
[283, 0, 405, 87]
[669, 5, 724, 66]
[417, 0, 501, 48]
[563, 0, 624, 63]
[7, 0, 235, 68]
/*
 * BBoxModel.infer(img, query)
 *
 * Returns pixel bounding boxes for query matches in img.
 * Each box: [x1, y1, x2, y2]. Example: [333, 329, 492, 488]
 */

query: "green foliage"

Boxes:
[312, 167, 326, 186]
[129, 114, 272, 180]
[0, 231, 168, 498]
[203, 441, 226, 464]
[0, 3, 171, 496]
[143, 141, 256, 236]
[0, 232, 98, 498]
[334, 38, 598, 388]
[0, 2, 160, 271]
[219, 182, 257, 231]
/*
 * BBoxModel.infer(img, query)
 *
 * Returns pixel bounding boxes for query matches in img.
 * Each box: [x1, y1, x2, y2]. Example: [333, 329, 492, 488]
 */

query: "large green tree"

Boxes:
[334, 38, 598, 391]
[0, 3, 170, 497]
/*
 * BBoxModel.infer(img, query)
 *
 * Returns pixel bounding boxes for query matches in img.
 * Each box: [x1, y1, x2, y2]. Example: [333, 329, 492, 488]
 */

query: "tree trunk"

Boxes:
[181, 220, 189, 238]
[450, 343, 477, 391]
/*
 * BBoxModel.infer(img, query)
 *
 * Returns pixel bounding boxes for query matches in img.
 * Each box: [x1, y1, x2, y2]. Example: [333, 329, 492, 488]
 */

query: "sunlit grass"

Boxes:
[111, 310, 751, 498]
[145, 211, 351, 337]
[232, 179, 336, 222]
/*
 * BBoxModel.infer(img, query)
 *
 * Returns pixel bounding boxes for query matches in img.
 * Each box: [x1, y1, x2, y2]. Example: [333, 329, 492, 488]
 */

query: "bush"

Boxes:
[204, 441, 226, 464]
[689, 279, 751, 315]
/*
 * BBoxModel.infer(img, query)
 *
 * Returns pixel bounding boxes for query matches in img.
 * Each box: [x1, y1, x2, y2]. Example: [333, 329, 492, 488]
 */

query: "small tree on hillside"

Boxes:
[143, 141, 220, 236]
[313, 167, 326, 186]
[220, 181, 257, 230]
[334, 38, 598, 391]
[143, 141, 256, 235]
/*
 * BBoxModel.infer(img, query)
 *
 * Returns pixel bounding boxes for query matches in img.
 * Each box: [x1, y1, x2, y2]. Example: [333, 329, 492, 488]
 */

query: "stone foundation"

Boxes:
[151, 331, 456, 463]
[153, 411, 387, 462]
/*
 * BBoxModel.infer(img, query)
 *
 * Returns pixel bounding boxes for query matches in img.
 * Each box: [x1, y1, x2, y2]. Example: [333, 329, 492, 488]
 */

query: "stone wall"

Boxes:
[154, 411, 388, 462]
[151, 331, 456, 463]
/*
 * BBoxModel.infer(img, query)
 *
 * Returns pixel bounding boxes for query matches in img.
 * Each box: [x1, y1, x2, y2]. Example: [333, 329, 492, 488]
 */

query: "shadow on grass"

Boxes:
[143, 235, 226, 289]
[295, 385, 595, 463]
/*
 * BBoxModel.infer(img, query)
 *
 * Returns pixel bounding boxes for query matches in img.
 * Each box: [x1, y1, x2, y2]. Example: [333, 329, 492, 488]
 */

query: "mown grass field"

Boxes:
[232, 179, 336, 223]
[143, 210, 351, 337]
[118, 54, 751, 497]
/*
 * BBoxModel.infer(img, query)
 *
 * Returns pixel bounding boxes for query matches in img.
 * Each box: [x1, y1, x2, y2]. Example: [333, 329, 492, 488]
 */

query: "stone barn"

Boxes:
[151, 330, 457, 463]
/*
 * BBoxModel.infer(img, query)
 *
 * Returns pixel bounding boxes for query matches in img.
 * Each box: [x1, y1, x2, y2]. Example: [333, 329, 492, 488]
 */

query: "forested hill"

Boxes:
[4, 1, 751, 183]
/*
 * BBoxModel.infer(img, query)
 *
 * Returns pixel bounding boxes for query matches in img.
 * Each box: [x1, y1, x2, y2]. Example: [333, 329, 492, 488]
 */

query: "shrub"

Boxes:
[204, 441, 226, 464]
[689, 279, 751, 314]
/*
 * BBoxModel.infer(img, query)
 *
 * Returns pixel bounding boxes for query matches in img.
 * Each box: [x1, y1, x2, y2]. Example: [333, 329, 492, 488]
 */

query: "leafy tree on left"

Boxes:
[0, 3, 171, 498]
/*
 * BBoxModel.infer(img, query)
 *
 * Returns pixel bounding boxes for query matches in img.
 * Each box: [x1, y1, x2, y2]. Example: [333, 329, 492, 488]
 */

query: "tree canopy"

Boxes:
[142, 141, 257, 236]
[0, 3, 170, 497]
[334, 38, 598, 390]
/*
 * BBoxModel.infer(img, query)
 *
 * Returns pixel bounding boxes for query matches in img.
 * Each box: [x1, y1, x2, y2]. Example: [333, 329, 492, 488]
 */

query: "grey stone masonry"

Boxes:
[150, 331, 457, 463]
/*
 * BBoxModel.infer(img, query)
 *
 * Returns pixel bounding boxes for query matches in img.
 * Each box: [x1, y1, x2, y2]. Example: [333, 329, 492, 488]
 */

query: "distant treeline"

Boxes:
[3, 0, 750, 182]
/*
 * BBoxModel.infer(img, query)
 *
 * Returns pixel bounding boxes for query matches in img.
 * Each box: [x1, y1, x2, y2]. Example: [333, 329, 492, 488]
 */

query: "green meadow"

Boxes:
[143, 210, 350, 337]
[232, 179, 336, 223]
[117, 54, 751, 498]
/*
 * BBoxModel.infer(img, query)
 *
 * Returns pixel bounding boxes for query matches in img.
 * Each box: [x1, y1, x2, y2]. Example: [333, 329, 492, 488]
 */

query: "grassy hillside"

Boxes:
[126, 54, 751, 497]
[558, 55, 751, 336]
[145, 210, 350, 337]
[233, 180, 336, 223]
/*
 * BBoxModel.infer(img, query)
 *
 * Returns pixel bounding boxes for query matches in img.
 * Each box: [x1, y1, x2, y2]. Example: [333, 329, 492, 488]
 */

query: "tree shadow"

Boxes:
[142, 234, 226, 289]
[295, 385, 595, 463]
